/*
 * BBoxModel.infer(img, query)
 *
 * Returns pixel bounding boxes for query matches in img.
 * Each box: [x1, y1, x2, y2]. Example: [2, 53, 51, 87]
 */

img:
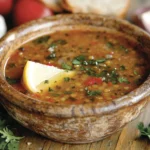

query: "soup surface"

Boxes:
[5, 31, 149, 104]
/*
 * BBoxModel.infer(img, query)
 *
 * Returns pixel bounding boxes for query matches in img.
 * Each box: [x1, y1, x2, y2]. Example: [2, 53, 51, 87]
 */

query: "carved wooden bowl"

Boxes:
[0, 14, 150, 143]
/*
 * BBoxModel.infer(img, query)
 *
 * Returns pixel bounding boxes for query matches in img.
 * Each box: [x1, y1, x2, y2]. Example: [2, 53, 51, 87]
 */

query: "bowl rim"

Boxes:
[0, 14, 150, 118]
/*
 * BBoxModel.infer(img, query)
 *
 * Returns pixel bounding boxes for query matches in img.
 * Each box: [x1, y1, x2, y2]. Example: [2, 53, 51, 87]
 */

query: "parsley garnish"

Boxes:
[64, 91, 72, 94]
[33, 36, 50, 44]
[134, 70, 138, 75]
[6, 77, 20, 85]
[48, 87, 53, 92]
[61, 63, 72, 70]
[44, 80, 49, 84]
[106, 42, 114, 48]
[120, 45, 129, 53]
[118, 77, 130, 84]
[120, 65, 126, 71]
[137, 122, 150, 139]
[64, 77, 70, 82]
[0, 111, 23, 150]
[46, 53, 56, 59]
[85, 87, 101, 96]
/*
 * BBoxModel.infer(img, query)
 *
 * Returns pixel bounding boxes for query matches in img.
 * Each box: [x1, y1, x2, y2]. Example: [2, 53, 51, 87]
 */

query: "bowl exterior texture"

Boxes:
[0, 14, 150, 143]
[1, 97, 147, 143]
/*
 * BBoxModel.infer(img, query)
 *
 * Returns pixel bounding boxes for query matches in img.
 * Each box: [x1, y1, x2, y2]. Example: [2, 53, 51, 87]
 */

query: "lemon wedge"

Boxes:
[22, 61, 75, 93]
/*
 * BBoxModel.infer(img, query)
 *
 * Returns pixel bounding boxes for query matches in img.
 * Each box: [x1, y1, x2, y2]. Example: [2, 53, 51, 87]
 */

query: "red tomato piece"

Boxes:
[47, 98, 54, 103]
[84, 77, 103, 86]
[0, 0, 13, 15]
[13, 0, 53, 25]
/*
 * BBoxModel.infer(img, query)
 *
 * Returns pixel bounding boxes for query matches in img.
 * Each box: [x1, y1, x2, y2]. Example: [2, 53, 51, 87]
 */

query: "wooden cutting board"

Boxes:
[19, 98, 150, 150]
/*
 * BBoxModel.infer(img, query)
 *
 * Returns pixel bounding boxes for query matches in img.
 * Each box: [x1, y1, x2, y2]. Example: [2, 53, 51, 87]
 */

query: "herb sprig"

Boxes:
[0, 111, 23, 150]
[137, 122, 150, 139]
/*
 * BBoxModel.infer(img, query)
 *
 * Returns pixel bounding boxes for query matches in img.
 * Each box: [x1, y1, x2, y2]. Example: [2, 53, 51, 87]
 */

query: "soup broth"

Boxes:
[5, 31, 150, 104]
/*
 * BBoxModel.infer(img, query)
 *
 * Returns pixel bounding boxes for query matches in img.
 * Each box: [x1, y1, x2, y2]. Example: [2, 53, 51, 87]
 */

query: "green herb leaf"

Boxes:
[85, 87, 101, 97]
[7, 140, 20, 150]
[62, 63, 72, 70]
[33, 36, 50, 44]
[134, 70, 138, 75]
[120, 65, 126, 71]
[64, 91, 72, 94]
[44, 80, 49, 84]
[64, 77, 70, 82]
[48, 87, 53, 92]
[75, 55, 86, 61]
[46, 53, 56, 59]
[0, 118, 23, 150]
[106, 42, 114, 48]
[72, 59, 81, 65]
[118, 77, 130, 84]
[120, 45, 129, 53]
[6, 77, 20, 85]
[137, 122, 150, 139]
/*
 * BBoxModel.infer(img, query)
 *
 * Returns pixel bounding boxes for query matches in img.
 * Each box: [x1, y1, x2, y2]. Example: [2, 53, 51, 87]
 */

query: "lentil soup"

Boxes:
[5, 30, 150, 104]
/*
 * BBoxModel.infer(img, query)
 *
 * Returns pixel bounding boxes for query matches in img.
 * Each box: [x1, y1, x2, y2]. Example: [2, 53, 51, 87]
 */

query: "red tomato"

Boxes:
[84, 77, 103, 86]
[13, 0, 53, 25]
[0, 0, 13, 15]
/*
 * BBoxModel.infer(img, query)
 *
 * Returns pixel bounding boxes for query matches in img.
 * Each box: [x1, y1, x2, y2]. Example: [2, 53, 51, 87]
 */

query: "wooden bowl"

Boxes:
[0, 14, 150, 144]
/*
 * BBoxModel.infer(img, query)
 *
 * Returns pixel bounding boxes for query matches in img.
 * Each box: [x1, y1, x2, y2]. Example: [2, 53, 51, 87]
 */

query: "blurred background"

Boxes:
[0, 0, 150, 38]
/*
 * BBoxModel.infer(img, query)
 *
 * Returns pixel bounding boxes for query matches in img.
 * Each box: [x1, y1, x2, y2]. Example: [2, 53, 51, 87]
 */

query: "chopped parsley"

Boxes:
[6, 77, 20, 85]
[33, 36, 50, 44]
[134, 70, 138, 75]
[46, 53, 56, 59]
[64, 91, 72, 95]
[118, 77, 130, 84]
[62, 63, 72, 70]
[44, 80, 49, 84]
[120, 65, 126, 70]
[119, 45, 129, 53]
[64, 77, 70, 82]
[48, 87, 53, 92]
[85, 87, 101, 97]
[72, 55, 106, 66]
[106, 42, 114, 48]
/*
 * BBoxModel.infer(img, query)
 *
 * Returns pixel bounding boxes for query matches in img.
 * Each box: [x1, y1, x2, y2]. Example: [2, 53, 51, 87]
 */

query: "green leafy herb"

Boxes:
[134, 70, 138, 75]
[6, 77, 20, 85]
[85, 87, 101, 97]
[33, 36, 50, 44]
[64, 77, 70, 82]
[62, 63, 72, 70]
[48, 87, 53, 92]
[72, 55, 85, 65]
[56, 40, 67, 45]
[44, 80, 49, 84]
[106, 42, 114, 48]
[137, 122, 150, 139]
[64, 91, 72, 95]
[49, 39, 67, 50]
[46, 53, 56, 59]
[120, 45, 129, 53]
[118, 77, 130, 84]
[0, 118, 23, 150]
[120, 65, 126, 71]
[72, 59, 81, 65]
